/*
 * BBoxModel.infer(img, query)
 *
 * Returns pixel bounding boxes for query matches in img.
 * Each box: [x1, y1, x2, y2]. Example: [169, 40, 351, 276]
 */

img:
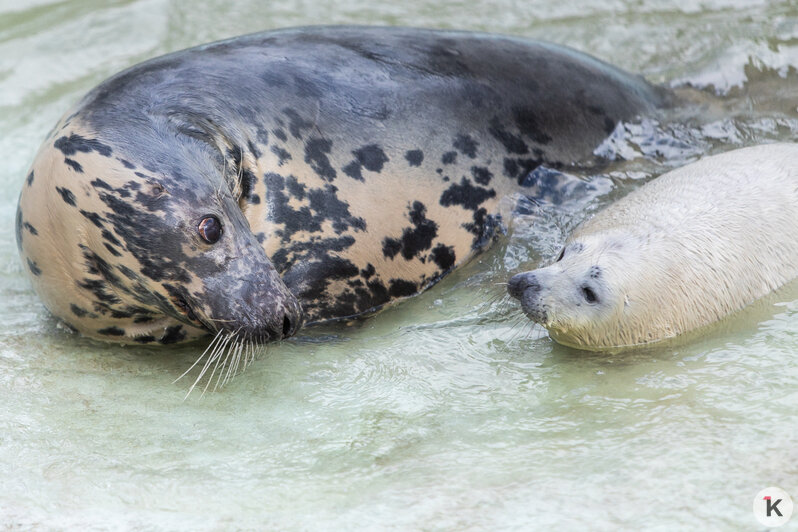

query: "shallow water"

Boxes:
[2, 1, 798, 530]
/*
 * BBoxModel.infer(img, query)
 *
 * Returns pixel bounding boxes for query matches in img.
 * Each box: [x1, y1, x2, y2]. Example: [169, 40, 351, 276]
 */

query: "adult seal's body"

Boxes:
[508, 144, 798, 350]
[17, 26, 666, 345]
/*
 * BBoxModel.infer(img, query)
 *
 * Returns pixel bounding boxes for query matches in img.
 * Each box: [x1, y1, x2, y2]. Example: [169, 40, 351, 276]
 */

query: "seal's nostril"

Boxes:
[282, 315, 292, 337]
[508, 272, 541, 300]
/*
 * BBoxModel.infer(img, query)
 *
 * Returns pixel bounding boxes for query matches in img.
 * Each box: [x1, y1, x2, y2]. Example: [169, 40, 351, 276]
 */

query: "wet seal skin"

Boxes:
[508, 144, 798, 351]
[17, 25, 668, 346]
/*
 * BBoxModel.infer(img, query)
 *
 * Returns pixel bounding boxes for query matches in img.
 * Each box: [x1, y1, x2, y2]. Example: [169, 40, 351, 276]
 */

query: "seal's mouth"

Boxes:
[169, 293, 302, 342]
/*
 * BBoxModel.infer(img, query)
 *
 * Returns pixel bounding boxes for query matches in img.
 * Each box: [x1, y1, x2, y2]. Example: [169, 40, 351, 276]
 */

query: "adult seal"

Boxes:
[17, 26, 667, 345]
[508, 144, 798, 350]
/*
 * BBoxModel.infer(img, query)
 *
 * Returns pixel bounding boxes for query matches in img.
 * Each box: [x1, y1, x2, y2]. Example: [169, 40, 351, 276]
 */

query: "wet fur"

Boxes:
[17, 26, 666, 345]
[509, 144, 798, 349]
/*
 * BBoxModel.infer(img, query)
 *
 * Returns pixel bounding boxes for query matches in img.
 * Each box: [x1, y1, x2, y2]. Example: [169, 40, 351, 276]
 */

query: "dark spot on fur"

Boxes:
[117, 265, 140, 281]
[26, 171, 34, 186]
[119, 158, 135, 169]
[382, 238, 402, 259]
[160, 325, 186, 344]
[64, 158, 83, 173]
[271, 145, 292, 166]
[70, 304, 88, 317]
[439, 178, 496, 211]
[101, 229, 122, 247]
[247, 139, 262, 159]
[488, 117, 528, 155]
[283, 257, 360, 314]
[104, 244, 122, 257]
[256, 127, 270, 145]
[304, 138, 337, 181]
[453, 134, 478, 158]
[76, 278, 120, 305]
[54, 134, 112, 157]
[98, 326, 125, 336]
[361, 263, 376, 279]
[430, 244, 456, 271]
[56, 187, 76, 206]
[286, 175, 306, 199]
[504, 157, 544, 185]
[264, 173, 365, 242]
[80, 210, 105, 228]
[405, 149, 423, 167]
[342, 161, 363, 181]
[23, 222, 38, 236]
[27, 259, 41, 276]
[283, 109, 312, 139]
[352, 144, 389, 174]
[388, 279, 417, 298]
[471, 166, 493, 185]
[441, 151, 457, 165]
[463, 209, 502, 250]
[273, 128, 287, 142]
[381, 201, 438, 261]
[271, 235, 356, 273]
[134, 335, 157, 343]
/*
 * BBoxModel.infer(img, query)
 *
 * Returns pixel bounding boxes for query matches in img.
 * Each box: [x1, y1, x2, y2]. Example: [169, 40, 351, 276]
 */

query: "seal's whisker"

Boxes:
[211, 329, 242, 392]
[249, 340, 258, 366]
[177, 329, 223, 386]
[230, 339, 244, 381]
[234, 145, 245, 201]
[222, 337, 244, 388]
[185, 331, 227, 399]
[201, 331, 236, 397]
[506, 316, 530, 342]
[217, 328, 245, 390]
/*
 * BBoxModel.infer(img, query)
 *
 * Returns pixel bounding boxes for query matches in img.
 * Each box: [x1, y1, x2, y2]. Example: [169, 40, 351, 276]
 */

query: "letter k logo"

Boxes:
[755, 487, 793, 527]
[765, 496, 784, 517]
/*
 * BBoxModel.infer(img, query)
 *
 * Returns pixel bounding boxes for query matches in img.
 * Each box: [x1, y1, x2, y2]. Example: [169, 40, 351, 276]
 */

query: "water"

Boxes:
[2, 1, 798, 530]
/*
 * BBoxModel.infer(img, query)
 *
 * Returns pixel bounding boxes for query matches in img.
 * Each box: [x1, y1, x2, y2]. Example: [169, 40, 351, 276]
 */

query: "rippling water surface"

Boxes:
[2, 1, 798, 530]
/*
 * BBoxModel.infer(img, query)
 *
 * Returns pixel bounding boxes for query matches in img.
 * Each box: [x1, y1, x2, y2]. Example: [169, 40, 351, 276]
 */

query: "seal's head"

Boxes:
[17, 107, 303, 345]
[507, 231, 658, 350]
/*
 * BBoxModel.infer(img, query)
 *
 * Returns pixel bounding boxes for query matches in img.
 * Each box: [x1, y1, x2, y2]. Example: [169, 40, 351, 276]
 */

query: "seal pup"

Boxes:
[508, 143, 798, 350]
[17, 25, 667, 345]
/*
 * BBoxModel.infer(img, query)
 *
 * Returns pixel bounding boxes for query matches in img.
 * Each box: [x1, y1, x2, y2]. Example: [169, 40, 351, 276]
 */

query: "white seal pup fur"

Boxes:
[507, 143, 798, 350]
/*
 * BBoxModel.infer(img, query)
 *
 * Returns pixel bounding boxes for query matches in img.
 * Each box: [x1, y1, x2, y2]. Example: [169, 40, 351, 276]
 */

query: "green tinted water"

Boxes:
[2, 1, 798, 529]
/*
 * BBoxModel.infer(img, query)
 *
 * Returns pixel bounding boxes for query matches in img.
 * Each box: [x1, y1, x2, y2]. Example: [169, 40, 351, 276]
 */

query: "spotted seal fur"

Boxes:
[16, 25, 667, 345]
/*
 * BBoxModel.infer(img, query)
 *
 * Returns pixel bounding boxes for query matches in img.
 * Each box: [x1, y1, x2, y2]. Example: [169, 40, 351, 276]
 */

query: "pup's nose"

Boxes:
[507, 272, 541, 300]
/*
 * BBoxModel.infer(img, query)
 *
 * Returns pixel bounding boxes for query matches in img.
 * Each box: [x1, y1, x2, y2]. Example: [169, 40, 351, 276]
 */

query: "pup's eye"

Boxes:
[555, 248, 565, 262]
[582, 286, 598, 304]
[198, 216, 222, 244]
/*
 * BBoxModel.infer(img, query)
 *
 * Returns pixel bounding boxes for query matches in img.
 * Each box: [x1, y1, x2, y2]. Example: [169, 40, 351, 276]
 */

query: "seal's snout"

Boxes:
[235, 276, 304, 341]
[508, 271, 548, 323]
[508, 271, 541, 300]
[267, 298, 303, 340]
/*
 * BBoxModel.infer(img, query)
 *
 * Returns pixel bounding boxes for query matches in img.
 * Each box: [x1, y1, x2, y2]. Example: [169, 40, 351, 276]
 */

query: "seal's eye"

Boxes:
[582, 286, 598, 304]
[555, 248, 565, 262]
[198, 216, 222, 244]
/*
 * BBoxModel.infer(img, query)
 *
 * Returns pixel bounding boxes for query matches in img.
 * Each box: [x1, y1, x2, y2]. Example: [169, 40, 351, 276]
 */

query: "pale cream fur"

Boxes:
[529, 143, 798, 349]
